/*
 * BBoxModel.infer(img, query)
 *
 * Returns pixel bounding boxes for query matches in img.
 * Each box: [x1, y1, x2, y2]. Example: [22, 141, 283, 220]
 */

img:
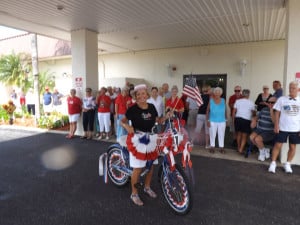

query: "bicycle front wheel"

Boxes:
[160, 164, 193, 215]
[107, 146, 130, 187]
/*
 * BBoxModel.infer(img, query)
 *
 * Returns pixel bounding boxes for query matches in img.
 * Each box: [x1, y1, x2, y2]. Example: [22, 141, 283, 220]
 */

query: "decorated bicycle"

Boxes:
[99, 84, 194, 215]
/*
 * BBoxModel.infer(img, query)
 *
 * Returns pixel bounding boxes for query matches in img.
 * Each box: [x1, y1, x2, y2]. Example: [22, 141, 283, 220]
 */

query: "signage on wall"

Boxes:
[75, 77, 83, 88]
[74, 76, 83, 98]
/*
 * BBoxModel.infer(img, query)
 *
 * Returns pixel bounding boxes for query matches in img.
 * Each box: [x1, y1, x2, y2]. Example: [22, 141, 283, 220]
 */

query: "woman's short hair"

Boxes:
[213, 87, 223, 95]
[242, 89, 250, 96]
[151, 86, 158, 91]
[171, 85, 178, 92]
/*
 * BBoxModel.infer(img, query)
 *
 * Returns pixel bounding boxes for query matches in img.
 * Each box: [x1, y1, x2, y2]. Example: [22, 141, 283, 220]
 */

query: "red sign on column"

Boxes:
[75, 77, 83, 88]
[295, 72, 300, 92]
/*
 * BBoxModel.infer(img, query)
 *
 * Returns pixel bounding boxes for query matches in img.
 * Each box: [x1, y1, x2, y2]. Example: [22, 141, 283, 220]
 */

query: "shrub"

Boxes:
[37, 112, 69, 129]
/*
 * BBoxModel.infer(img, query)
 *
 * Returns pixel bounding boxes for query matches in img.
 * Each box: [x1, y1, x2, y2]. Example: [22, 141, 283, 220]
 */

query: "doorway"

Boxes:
[183, 74, 227, 99]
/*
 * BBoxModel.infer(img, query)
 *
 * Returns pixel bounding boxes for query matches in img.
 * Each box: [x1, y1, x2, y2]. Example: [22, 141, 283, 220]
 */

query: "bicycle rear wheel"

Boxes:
[107, 146, 130, 187]
[160, 164, 193, 215]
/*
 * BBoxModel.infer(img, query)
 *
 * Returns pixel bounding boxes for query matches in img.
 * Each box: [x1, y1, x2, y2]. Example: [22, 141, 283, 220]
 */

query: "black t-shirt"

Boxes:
[126, 103, 158, 132]
[198, 94, 210, 114]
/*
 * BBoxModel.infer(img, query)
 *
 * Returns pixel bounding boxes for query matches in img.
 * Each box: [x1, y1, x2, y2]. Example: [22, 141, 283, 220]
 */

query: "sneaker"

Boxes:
[105, 135, 109, 140]
[258, 149, 265, 161]
[283, 162, 293, 174]
[264, 148, 270, 159]
[130, 194, 144, 206]
[97, 135, 103, 140]
[268, 161, 276, 173]
[144, 187, 157, 198]
[205, 145, 210, 149]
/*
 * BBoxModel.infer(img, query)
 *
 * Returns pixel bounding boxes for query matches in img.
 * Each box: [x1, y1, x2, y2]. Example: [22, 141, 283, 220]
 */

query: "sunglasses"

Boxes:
[267, 101, 275, 104]
[234, 90, 241, 92]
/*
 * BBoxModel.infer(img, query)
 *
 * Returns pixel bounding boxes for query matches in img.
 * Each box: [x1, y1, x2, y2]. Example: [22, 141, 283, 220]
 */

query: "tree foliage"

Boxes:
[0, 53, 56, 96]
[0, 52, 32, 91]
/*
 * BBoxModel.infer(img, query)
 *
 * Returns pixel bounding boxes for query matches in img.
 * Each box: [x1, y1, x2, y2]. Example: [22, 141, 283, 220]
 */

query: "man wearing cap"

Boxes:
[43, 86, 53, 115]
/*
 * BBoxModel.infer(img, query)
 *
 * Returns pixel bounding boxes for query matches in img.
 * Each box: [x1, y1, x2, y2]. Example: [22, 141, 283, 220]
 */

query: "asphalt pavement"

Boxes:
[0, 126, 299, 225]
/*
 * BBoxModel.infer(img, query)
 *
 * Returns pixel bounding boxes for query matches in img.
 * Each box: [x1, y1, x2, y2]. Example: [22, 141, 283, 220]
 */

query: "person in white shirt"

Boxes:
[233, 89, 256, 154]
[26, 88, 35, 115]
[268, 81, 300, 174]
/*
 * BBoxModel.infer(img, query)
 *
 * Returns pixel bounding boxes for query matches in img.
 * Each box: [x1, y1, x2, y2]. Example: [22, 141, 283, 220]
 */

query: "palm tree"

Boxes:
[38, 70, 55, 96]
[0, 52, 32, 92]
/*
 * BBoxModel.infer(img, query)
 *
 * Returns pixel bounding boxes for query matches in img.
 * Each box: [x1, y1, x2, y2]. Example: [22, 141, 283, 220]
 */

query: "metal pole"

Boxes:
[30, 33, 40, 120]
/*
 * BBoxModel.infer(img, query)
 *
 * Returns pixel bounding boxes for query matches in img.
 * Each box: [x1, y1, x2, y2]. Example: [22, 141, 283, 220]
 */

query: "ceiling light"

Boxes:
[56, 5, 64, 11]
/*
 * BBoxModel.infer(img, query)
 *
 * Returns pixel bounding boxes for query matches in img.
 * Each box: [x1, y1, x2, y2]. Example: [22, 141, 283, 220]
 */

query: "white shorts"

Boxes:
[69, 113, 80, 123]
[43, 104, 53, 113]
[129, 152, 158, 168]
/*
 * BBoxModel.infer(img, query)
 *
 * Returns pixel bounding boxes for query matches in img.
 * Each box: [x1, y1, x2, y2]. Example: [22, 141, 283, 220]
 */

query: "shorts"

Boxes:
[129, 152, 158, 168]
[252, 128, 275, 143]
[234, 117, 251, 134]
[274, 131, 300, 144]
[195, 114, 209, 134]
[187, 109, 198, 126]
[69, 113, 80, 123]
[43, 104, 53, 113]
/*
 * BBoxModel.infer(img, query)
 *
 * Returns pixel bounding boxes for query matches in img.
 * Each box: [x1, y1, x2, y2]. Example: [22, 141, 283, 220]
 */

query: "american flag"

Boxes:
[183, 77, 203, 107]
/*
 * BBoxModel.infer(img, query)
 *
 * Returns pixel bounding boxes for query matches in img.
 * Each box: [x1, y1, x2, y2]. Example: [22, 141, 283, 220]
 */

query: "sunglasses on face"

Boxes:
[267, 101, 275, 104]
[234, 90, 241, 92]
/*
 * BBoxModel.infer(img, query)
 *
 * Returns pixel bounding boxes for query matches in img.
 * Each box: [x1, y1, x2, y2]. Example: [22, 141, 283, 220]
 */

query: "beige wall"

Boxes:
[98, 40, 284, 101]
[38, 40, 285, 102]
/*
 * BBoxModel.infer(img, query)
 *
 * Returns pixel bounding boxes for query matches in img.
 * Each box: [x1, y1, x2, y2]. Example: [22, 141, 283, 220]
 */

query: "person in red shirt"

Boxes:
[165, 85, 184, 118]
[97, 87, 111, 140]
[66, 89, 82, 139]
[115, 87, 131, 142]
[228, 85, 243, 146]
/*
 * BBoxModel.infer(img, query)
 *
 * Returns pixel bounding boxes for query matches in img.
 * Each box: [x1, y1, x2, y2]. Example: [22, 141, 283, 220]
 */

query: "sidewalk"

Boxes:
[1, 124, 268, 166]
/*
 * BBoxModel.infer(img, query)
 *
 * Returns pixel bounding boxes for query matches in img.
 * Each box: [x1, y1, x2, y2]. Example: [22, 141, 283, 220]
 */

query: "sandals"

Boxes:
[144, 187, 157, 198]
[209, 148, 215, 154]
[130, 194, 144, 206]
[219, 149, 226, 154]
[66, 134, 74, 139]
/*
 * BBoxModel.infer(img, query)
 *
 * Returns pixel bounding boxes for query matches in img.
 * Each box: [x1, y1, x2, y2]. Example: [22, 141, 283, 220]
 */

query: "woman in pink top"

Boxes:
[97, 87, 111, 140]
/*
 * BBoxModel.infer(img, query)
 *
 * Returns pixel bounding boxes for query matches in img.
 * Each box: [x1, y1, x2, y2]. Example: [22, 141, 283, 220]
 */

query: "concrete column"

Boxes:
[280, 0, 300, 165]
[71, 29, 98, 135]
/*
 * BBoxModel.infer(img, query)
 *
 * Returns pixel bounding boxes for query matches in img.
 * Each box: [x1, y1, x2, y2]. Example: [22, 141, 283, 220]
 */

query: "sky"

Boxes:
[0, 25, 28, 40]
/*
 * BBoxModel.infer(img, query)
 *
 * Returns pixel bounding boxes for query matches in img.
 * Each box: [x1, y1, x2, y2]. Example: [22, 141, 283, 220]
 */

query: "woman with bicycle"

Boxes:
[120, 84, 161, 206]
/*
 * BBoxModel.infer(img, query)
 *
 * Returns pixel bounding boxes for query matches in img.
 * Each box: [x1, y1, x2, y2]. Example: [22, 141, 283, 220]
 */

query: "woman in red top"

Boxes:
[115, 87, 130, 141]
[66, 89, 82, 139]
[165, 85, 184, 117]
[97, 87, 111, 140]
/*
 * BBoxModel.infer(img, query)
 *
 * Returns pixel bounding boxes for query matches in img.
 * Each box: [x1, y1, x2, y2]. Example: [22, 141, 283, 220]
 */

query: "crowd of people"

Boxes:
[62, 79, 300, 176]
[7, 79, 300, 206]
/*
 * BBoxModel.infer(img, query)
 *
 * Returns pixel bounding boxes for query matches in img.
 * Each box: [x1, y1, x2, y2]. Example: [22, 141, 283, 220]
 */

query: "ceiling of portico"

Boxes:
[0, 0, 286, 54]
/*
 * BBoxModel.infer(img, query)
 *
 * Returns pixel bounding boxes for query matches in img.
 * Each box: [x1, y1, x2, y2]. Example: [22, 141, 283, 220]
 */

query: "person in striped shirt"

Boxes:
[250, 96, 277, 161]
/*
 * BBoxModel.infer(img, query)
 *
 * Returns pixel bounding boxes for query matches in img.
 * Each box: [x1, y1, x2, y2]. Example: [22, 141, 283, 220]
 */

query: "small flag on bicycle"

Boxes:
[183, 76, 203, 107]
